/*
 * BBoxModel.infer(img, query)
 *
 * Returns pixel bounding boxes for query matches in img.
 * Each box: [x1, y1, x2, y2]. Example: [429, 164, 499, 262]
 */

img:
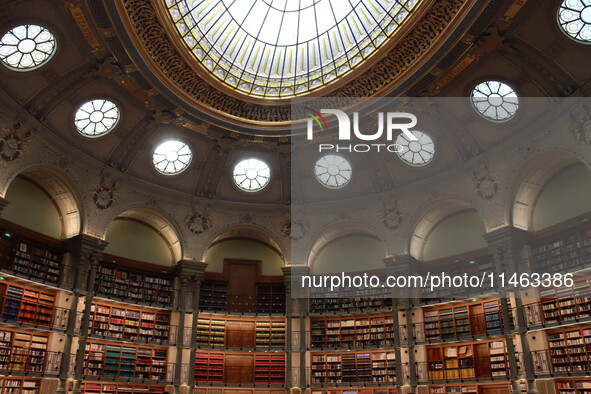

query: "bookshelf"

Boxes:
[428, 383, 527, 393]
[195, 351, 285, 385]
[422, 299, 510, 342]
[311, 390, 397, 394]
[9, 240, 61, 284]
[310, 313, 395, 348]
[89, 302, 171, 343]
[85, 341, 168, 380]
[0, 329, 48, 372]
[199, 282, 228, 312]
[531, 225, 591, 272]
[254, 354, 285, 384]
[0, 378, 40, 393]
[95, 264, 173, 306]
[556, 380, 591, 394]
[426, 339, 512, 381]
[0, 283, 55, 327]
[195, 352, 224, 383]
[539, 280, 591, 323]
[256, 285, 286, 314]
[310, 298, 392, 314]
[195, 390, 285, 394]
[310, 350, 396, 384]
[547, 326, 591, 373]
[67, 382, 166, 393]
[196, 315, 286, 349]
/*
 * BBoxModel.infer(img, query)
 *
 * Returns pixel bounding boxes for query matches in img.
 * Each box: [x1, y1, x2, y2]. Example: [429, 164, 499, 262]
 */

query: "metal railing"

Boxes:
[530, 349, 591, 377]
[83, 360, 175, 383]
[411, 310, 517, 344]
[523, 300, 591, 328]
[196, 327, 286, 350]
[194, 365, 285, 386]
[0, 349, 61, 376]
[414, 354, 521, 383]
[1, 264, 78, 290]
[308, 366, 396, 386]
[87, 324, 179, 345]
[199, 295, 286, 314]
[0, 294, 79, 332]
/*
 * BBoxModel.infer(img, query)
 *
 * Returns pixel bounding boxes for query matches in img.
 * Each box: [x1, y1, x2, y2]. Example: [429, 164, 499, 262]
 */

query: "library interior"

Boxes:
[0, 0, 591, 394]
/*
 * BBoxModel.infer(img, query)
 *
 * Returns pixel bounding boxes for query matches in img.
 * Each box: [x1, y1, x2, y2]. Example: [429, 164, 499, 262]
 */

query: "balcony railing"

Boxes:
[414, 354, 524, 383]
[83, 359, 175, 383]
[531, 349, 591, 377]
[194, 365, 285, 386]
[0, 294, 79, 332]
[0, 349, 61, 376]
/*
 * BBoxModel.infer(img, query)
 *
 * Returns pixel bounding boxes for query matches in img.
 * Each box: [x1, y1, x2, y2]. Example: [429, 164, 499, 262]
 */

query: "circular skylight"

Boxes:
[165, 0, 421, 98]
[315, 154, 352, 189]
[470, 81, 519, 122]
[75, 99, 120, 137]
[558, 0, 591, 43]
[233, 158, 271, 192]
[0, 25, 56, 71]
[396, 130, 434, 166]
[153, 140, 193, 175]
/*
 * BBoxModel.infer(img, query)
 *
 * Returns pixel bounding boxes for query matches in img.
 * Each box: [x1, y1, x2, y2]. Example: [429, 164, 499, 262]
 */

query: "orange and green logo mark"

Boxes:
[305, 108, 328, 132]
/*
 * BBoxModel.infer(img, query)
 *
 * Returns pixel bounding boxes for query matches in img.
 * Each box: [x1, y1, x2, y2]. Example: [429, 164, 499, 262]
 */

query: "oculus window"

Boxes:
[153, 140, 193, 175]
[233, 158, 271, 192]
[75, 99, 120, 137]
[558, 0, 591, 43]
[0, 25, 56, 71]
[314, 154, 352, 189]
[165, 0, 421, 98]
[471, 81, 519, 122]
[396, 130, 434, 166]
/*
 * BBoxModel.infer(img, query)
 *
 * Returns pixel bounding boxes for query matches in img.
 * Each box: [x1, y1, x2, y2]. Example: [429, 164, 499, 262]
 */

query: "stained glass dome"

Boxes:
[165, 0, 421, 98]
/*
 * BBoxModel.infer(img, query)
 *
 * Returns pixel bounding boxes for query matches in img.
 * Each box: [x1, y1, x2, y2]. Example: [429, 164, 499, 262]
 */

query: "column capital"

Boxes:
[483, 226, 532, 248]
[65, 234, 108, 259]
[173, 259, 207, 283]
[0, 197, 8, 214]
[282, 265, 310, 283]
[383, 254, 418, 276]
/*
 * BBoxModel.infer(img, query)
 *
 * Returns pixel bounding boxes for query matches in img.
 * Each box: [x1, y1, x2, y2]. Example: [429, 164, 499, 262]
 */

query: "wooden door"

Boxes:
[470, 304, 486, 335]
[224, 354, 254, 384]
[474, 343, 491, 378]
[225, 321, 255, 348]
[227, 262, 257, 313]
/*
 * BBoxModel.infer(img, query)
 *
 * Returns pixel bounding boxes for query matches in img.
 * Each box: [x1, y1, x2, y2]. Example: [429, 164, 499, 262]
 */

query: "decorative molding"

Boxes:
[117, 0, 468, 125]
[0, 122, 29, 162]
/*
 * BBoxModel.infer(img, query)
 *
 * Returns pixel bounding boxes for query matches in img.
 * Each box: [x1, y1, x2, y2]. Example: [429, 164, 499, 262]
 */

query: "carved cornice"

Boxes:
[113, 0, 471, 128]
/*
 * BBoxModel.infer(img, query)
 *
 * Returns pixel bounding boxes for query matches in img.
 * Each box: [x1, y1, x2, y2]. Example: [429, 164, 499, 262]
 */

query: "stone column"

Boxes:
[0, 196, 8, 214]
[282, 267, 294, 389]
[384, 255, 418, 393]
[485, 226, 537, 394]
[67, 235, 108, 394]
[177, 260, 208, 394]
[173, 272, 189, 394]
[286, 265, 310, 391]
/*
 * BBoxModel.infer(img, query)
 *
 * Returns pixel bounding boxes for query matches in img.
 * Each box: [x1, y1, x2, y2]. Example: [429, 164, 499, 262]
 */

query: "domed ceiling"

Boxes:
[0, 0, 588, 207]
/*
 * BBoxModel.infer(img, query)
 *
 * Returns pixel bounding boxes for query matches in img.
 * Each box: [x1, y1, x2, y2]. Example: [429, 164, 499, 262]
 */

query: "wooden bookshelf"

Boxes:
[95, 263, 173, 306]
[195, 390, 285, 394]
[426, 339, 515, 381]
[0, 377, 40, 393]
[199, 282, 228, 312]
[547, 326, 591, 373]
[89, 302, 171, 343]
[539, 280, 591, 323]
[256, 284, 285, 314]
[0, 282, 55, 327]
[67, 382, 166, 393]
[9, 240, 61, 284]
[310, 297, 392, 314]
[0, 329, 48, 373]
[422, 299, 511, 342]
[311, 390, 397, 394]
[85, 341, 168, 380]
[196, 315, 285, 349]
[195, 351, 285, 385]
[428, 383, 526, 393]
[556, 379, 591, 394]
[311, 350, 395, 385]
[531, 223, 591, 272]
[310, 313, 394, 348]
